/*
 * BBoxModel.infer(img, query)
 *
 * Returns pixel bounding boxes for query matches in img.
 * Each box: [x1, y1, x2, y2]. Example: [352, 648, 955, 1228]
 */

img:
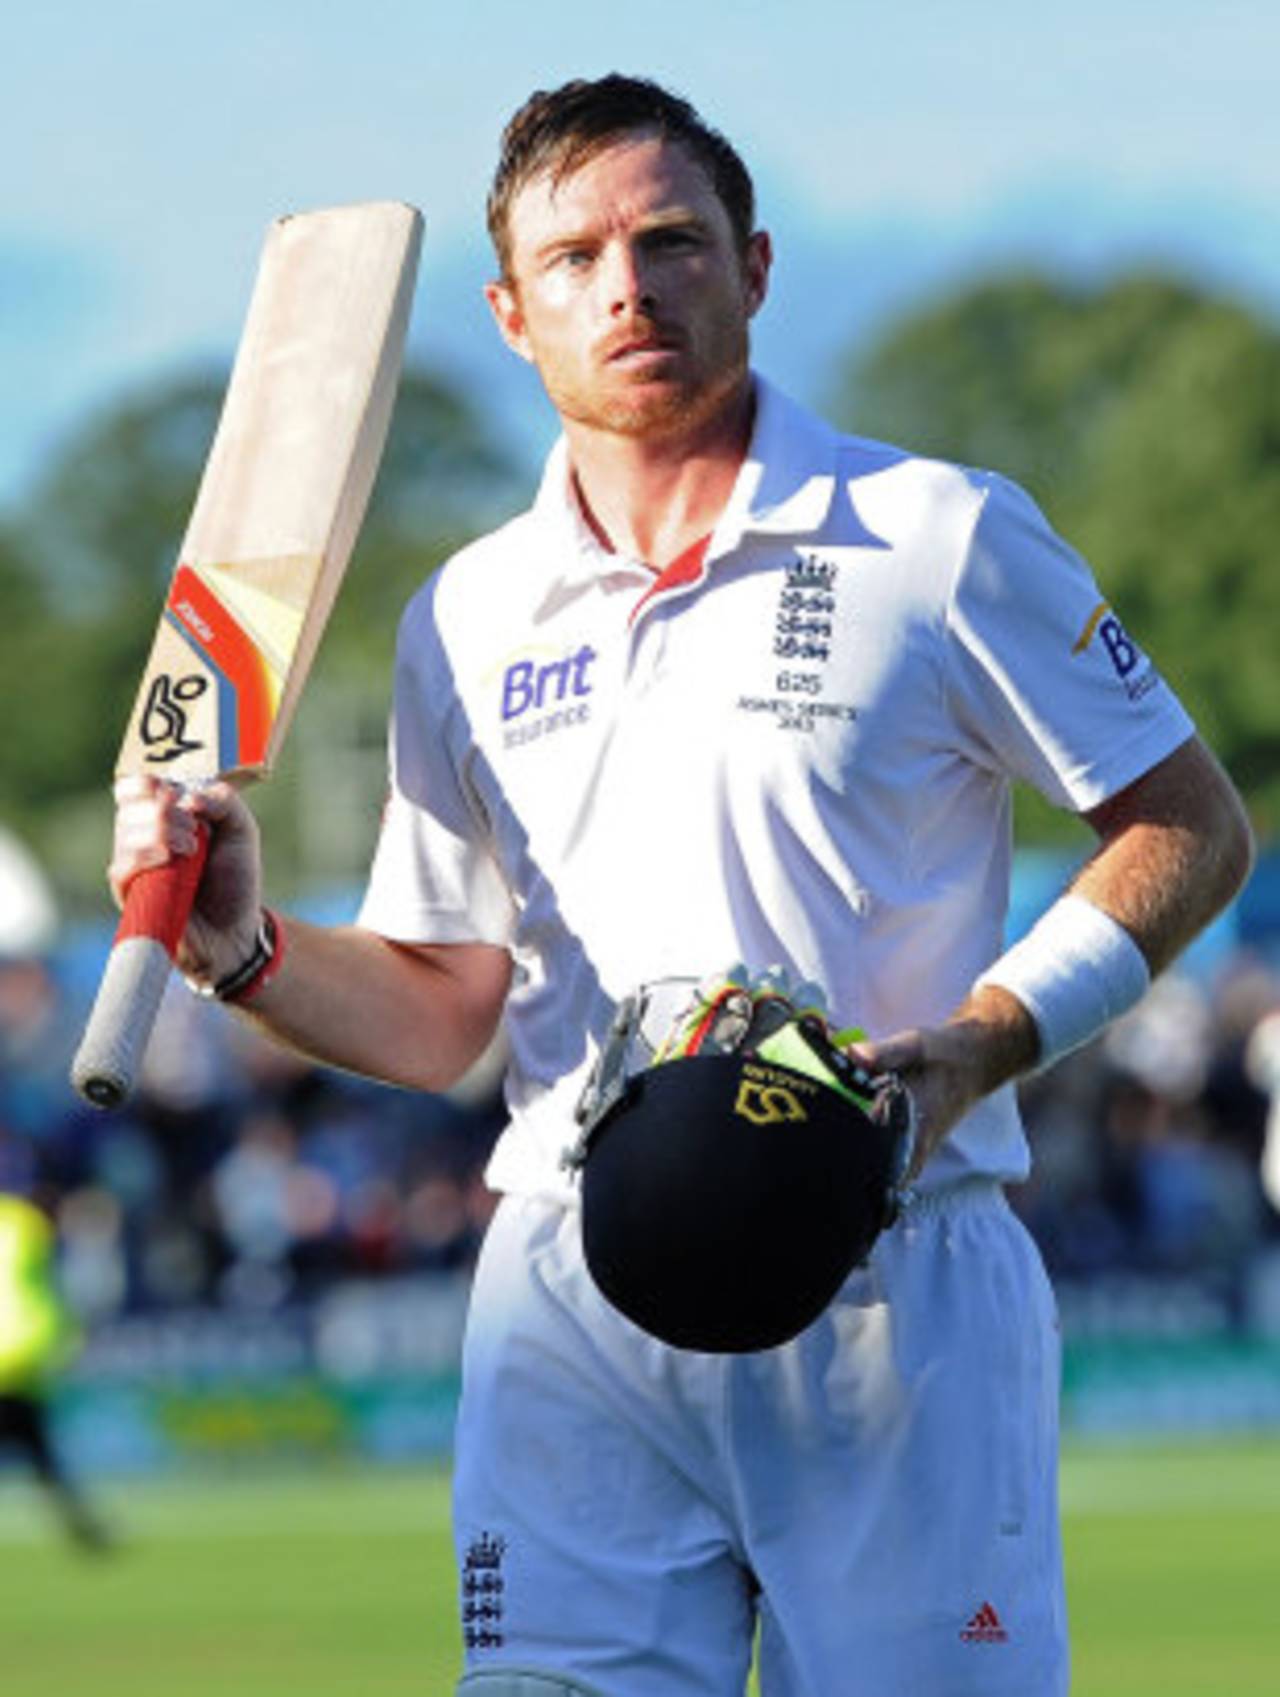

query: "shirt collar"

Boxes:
[530, 374, 846, 599]
[714, 374, 844, 544]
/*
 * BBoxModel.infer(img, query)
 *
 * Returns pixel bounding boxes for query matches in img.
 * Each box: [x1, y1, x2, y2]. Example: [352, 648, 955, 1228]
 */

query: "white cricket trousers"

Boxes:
[452, 1180, 1068, 1696]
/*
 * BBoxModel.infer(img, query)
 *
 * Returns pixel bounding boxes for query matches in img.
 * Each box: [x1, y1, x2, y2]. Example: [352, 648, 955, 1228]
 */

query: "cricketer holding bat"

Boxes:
[110, 75, 1253, 1696]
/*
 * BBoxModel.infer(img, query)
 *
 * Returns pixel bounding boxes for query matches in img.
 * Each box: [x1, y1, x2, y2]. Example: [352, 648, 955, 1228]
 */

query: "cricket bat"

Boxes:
[71, 200, 423, 1109]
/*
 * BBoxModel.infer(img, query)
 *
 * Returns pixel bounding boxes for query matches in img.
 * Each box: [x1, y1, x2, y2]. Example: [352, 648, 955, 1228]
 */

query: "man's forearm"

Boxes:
[943, 984, 1041, 1091]
[1075, 737, 1255, 976]
[230, 918, 512, 1094]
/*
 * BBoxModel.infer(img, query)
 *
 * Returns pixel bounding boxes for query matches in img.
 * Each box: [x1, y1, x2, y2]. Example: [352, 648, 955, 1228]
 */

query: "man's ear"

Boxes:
[485, 279, 534, 363]
[743, 229, 773, 320]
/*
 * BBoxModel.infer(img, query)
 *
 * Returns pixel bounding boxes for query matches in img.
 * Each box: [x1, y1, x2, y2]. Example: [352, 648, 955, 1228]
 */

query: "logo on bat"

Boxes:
[139, 673, 209, 763]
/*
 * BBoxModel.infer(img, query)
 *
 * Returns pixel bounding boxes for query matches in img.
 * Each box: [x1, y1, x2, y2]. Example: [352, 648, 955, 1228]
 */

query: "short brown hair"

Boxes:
[487, 74, 757, 280]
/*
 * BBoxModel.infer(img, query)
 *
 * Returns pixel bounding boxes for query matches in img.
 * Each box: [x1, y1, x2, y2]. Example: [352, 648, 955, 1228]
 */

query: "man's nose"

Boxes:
[605, 242, 657, 315]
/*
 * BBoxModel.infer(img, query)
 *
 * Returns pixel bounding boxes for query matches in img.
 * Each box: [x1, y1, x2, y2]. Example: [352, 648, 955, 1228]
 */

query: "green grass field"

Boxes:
[2, 1439, 1278, 1694]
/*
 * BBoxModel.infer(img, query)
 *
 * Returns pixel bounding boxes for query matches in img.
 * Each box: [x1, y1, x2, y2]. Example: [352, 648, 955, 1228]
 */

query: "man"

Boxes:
[0, 1193, 112, 1551]
[111, 74, 1252, 1697]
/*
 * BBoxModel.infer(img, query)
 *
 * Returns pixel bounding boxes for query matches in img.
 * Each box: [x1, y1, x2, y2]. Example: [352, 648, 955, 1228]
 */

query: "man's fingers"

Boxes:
[186, 779, 241, 824]
[107, 777, 203, 907]
[848, 1029, 925, 1078]
[843, 1029, 937, 1181]
[112, 772, 165, 805]
[114, 793, 200, 854]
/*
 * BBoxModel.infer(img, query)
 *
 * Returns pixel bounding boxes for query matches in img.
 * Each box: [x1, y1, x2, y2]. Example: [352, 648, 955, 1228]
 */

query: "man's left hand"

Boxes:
[851, 986, 1039, 1181]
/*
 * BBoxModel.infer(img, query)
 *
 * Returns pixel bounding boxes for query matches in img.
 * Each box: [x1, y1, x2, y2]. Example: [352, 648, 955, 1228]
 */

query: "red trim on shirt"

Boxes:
[629, 534, 713, 626]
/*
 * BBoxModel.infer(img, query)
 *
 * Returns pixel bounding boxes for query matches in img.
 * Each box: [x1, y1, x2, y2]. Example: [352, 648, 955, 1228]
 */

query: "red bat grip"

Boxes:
[115, 824, 211, 956]
[71, 825, 211, 1109]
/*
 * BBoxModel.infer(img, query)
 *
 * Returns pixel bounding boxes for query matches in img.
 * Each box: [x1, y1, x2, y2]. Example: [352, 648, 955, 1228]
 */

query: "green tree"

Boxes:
[0, 520, 130, 828]
[833, 273, 1280, 838]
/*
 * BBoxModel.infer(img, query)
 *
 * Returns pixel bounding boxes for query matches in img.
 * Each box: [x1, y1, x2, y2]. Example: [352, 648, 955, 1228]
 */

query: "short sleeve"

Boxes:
[357, 578, 517, 947]
[944, 475, 1195, 811]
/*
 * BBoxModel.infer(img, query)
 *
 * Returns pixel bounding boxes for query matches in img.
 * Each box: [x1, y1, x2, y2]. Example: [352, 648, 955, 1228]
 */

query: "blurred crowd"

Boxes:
[1014, 953, 1280, 1297]
[2, 914, 1280, 1328]
[0, 952, 506, 1320]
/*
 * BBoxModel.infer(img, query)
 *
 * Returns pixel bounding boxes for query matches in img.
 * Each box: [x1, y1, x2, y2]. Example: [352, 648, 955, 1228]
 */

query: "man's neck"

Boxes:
[566, 378, 755, 570]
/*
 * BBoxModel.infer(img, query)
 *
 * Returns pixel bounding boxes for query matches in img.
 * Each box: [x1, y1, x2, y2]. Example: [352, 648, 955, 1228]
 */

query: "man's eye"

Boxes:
[650, 229, 699, 252]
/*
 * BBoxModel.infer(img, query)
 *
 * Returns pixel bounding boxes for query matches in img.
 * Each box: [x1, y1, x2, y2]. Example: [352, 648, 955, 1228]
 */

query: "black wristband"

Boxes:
[212, 910, 279, 1003]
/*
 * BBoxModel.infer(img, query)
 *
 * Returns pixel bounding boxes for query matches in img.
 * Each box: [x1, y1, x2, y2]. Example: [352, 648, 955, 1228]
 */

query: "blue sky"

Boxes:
[4, 0, 1279, 508]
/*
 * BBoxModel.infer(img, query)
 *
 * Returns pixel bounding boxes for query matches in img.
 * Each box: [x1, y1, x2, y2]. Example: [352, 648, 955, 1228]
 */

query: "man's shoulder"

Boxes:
[825, 417, 1017, 551]
[760, 379, 1009, 513]
[400, 501, 545, 634]
[831, 418, 1006, 505]
[444, 500, 545, 585]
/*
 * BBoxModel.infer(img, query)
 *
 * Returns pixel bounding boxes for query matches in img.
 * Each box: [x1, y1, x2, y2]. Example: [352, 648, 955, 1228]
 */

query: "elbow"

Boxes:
[1173, 739, 1257, 914]
[383, 937, 512, 1096]
[1192, 757, 1256, 920]
[1219, 786, 1257, 908]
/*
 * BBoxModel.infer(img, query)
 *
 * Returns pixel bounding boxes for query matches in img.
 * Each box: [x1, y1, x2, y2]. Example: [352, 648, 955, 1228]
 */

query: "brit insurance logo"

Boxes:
[496, 642, 598, 750]
[1073, 601, 1159, 702]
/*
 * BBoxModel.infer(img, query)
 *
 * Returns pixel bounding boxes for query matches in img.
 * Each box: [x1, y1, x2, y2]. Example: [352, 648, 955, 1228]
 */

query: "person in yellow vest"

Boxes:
[0, 1192, 111, 1550]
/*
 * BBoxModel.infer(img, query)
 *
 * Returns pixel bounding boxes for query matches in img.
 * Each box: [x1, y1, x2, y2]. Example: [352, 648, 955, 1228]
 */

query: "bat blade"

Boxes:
[71, 201, 423, 1108]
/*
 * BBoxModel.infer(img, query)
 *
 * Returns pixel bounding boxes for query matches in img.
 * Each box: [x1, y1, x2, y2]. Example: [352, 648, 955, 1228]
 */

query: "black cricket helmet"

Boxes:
[566, 974, 914, 1353]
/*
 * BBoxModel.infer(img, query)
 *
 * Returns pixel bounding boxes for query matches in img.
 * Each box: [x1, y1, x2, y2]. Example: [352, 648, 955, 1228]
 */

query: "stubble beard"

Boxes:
[550, 326, 751, 446]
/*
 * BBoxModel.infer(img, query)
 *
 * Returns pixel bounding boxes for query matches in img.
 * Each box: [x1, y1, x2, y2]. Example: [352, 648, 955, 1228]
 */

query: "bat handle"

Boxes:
[70, 826, 211, 1109]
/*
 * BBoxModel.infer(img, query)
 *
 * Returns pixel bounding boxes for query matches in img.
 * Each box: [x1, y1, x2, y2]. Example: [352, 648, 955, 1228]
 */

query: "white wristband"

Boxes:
[976, 893, 1151, 1070]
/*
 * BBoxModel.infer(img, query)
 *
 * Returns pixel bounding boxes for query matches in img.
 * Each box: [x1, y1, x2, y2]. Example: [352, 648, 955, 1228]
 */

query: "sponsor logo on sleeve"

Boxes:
[1072, 601, 1159, 702]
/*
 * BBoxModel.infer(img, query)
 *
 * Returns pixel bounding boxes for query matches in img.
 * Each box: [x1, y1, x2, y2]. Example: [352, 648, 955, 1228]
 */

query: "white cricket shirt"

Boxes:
[359, 378, 1194, 1199]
